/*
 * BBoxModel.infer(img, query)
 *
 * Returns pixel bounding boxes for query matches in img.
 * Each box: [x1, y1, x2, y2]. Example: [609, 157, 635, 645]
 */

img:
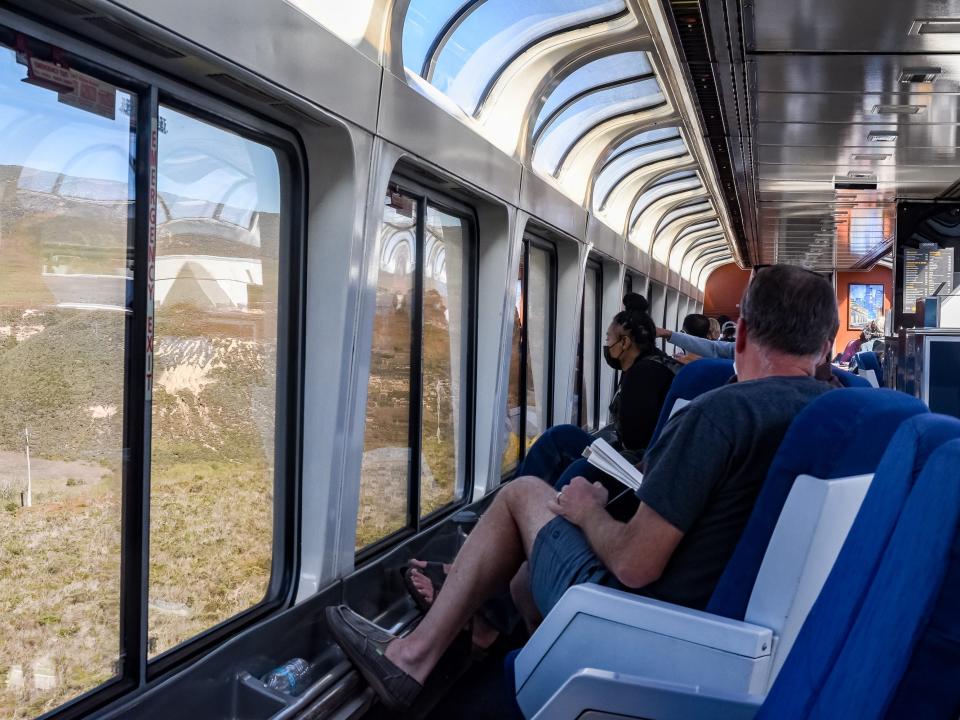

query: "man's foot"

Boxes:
[325, 606, 422, 710]
[404, 560, 500, 650]
[403, 560, 449, 611]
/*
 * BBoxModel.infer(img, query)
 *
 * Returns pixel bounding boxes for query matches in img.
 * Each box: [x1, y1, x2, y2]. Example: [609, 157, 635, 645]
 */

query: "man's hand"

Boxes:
[656, 327, 671, 339]
[549, 476, 609, 527]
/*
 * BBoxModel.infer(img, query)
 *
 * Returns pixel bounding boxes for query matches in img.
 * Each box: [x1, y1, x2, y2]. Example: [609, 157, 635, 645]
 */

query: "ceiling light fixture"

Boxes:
[910, 18, 960, 35]
[871, 104, 925, 115]
[899, 66, 943, 83]
[851, 153, 891, 161]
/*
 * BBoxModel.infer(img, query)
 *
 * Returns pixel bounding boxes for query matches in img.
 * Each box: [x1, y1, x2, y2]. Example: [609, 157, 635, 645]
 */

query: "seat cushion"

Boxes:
[707, 389, 928, 620]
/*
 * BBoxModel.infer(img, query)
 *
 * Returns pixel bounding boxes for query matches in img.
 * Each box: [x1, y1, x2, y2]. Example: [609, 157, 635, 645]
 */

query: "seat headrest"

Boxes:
[831, 366, 871, 388]
[648, 358, 735, 446]
[706, 389, 928, 620]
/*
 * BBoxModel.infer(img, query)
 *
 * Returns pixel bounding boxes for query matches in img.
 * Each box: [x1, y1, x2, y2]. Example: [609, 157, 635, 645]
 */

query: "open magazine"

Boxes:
[581, 437, 644, 492]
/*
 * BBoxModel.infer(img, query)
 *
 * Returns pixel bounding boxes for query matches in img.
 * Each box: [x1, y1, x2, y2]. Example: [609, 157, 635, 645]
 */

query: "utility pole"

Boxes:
[22, 427, 31, 508]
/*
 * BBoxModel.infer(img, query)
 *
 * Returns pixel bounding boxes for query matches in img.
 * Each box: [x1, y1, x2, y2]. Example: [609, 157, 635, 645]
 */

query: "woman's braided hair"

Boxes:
[611, 293, 657, 356]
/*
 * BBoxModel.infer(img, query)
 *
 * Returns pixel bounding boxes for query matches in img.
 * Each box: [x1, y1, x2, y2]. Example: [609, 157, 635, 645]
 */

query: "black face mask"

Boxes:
[603, 343, 622, 370]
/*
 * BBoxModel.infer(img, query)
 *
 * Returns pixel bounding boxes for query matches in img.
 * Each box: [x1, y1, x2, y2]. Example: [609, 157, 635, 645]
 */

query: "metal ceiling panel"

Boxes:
[756, 122, 960, 148]
[752, 0, 960, 53]
[756, 145, 960, 167]
[755, 54, 960, 95]
[756, 91, 960, 125]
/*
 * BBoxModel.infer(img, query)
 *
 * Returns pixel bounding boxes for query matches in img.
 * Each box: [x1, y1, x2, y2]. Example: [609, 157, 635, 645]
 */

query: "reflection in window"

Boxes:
[0, 37, 131, 717]
[533, 51, 652, 135]
[421, 207, 468, 517]
[149, 107, 281, 657]
[501, 241, 553, 475]
[358, 190, 472, 548]
[357, 192, 416, 547]
[533, 77, 664, 177]
[425, 0, 626, 114]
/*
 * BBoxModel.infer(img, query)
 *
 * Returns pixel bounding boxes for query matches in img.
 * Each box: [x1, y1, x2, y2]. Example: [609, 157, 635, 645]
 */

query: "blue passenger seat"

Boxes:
[521, 414, 960, 719]
[648, 358, 735, 446]
[832, 365, 872, 387]
[854, 350, 884, 387]
[513, 390, 928, 717]
[707, 388, 926, 620]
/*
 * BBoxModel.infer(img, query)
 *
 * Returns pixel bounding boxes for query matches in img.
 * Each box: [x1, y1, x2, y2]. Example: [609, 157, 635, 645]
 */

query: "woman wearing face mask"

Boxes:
[512, 293, 681, 490]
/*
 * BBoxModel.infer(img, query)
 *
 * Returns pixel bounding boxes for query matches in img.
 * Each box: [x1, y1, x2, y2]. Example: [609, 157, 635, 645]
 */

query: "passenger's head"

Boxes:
[708, 317, 721, 340]
[735, 264, 838, 380]
[721, 320, 737, 341]
[681, 313, 710, 339]
[605, 293, 657, 371]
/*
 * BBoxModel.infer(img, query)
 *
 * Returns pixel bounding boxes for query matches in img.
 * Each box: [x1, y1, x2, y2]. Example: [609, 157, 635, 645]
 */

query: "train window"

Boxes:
[357, 186, 475, 549]
[502, 239, 555, 475]
[146, 106, 285, 657]
[576, 260, 602, 430]
[0, 34, 133, 715]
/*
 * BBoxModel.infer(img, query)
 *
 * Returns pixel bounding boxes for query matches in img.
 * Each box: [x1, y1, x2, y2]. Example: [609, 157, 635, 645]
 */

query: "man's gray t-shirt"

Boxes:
[635, 375, 831, 609]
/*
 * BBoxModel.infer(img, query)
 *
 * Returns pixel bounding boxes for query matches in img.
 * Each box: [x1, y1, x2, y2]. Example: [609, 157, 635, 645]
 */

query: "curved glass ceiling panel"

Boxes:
[593, 138, 686, 210]
[628, 175, 701, 230]
[605, 127, 680, 160]
[655, 199, 712, 235]
[403, 0, 474, 77]
[533, 51, 651, 135]
[533, 77, 664, 177]
[675, 220, 720, 242]
[430, 0, 626, 114]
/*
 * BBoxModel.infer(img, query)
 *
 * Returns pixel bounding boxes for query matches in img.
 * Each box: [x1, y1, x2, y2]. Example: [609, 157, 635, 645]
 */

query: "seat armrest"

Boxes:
[515, 584, 773, 716]
[530, 669, 764, 720]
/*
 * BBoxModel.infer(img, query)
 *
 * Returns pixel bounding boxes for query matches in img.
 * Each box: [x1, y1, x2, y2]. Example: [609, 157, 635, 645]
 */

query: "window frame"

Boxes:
[576, 257, 603, 430]
[0, 11, 307, 718]
[502, 234, 558, 478]
[356, 174, 479, 561]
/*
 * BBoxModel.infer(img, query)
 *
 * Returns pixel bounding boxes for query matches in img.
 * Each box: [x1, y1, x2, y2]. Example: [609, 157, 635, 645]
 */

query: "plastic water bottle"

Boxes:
[262, 658, 311, 695]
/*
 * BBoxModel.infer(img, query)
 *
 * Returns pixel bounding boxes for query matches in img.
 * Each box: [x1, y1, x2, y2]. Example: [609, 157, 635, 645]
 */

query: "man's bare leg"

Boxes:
[385, 476, 557, 683]
[509, 562, 542, 634]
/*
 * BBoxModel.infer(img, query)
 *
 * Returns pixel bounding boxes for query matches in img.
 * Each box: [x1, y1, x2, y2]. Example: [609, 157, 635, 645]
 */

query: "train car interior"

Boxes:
[2, 0, 960, 718]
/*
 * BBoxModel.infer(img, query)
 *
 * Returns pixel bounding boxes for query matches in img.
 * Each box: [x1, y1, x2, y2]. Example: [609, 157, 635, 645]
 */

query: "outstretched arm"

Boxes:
[659, 328, 734, 359]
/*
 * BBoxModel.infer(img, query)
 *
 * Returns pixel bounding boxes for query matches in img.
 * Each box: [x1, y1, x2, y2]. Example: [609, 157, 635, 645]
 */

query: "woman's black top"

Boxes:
[608, 351, 680, 453]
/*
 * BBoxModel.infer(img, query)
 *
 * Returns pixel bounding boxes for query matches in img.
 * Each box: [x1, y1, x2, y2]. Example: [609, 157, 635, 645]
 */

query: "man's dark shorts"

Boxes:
[529, 516, 623, 615]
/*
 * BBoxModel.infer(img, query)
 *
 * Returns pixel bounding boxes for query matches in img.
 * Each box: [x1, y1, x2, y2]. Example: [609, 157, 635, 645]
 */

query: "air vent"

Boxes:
[84, 16, 185, 59]
[871, 104, 925, 115]
[868, 131, 898, 143]
[899, 66, 942, 83]
[851, 153, 891, 161]
[910, 18, 960, 35]
[207, 73, 275, 103]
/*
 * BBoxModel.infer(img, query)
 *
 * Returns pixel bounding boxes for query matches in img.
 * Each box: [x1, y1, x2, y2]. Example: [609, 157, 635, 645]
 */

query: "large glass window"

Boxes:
[576, 260, 602, 430]
[0, 33, 133, 718]
[502, 239, 555, 475]
[533, 52, 652, 135]
[421, 0, 626, 114]
[533, 77, 664, 178]
[0, 21, 298, 716]
[358, 186, 473, 550]
[147, 106, 283, 657]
